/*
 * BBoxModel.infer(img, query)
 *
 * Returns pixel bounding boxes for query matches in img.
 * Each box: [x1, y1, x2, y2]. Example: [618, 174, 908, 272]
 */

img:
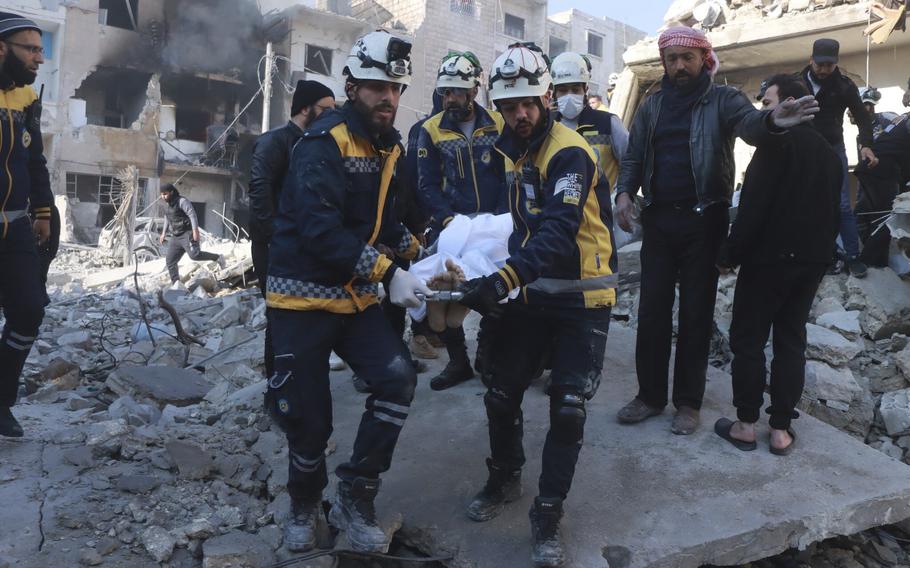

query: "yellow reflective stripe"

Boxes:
[369, 144, 400, 245]
[500, 264, 520, 289]
[266, 292, 379, 314]
[400, 235, 420, 260]
[368, 254, 393, 283]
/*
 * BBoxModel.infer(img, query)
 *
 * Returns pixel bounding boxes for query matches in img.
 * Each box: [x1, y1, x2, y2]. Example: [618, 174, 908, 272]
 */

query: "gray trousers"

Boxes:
[165, 232, 219, 283]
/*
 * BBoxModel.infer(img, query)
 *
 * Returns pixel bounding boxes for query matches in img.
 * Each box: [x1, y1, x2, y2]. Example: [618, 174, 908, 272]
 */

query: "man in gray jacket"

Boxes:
[613, 26, 819, 435]
[159, 184, 223, 283]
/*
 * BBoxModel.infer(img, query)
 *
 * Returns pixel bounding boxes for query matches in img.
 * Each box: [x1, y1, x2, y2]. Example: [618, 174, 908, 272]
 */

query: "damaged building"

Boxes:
[7, 0, 268, 245]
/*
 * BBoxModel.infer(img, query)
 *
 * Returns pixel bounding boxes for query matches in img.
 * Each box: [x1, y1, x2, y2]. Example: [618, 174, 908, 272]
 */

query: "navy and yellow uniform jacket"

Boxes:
[266, 103, 421, 314]
[494, 115, 617, 310]
[0, 85, 52, 239]
[416, 105, 508, 229]
[565, 105, 628, 191]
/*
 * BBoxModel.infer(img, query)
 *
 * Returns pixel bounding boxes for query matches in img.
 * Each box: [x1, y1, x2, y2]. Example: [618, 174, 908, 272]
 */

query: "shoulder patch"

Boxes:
[554, 173, 583, 205]
[417, 148, 428, 158]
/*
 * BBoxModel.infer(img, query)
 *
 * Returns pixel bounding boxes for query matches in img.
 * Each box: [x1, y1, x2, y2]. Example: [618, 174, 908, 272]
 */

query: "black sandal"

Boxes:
[769, 428, 796, 456]
[714, 418, 757, 451]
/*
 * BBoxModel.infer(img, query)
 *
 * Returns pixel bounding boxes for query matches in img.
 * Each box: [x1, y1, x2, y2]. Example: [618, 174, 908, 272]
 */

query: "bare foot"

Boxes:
[769, 428, 793, 451]
[730, 421, 756, 443]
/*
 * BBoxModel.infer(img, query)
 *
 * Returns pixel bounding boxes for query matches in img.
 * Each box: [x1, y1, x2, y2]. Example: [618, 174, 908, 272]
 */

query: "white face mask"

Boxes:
[557, 93, 584, 120]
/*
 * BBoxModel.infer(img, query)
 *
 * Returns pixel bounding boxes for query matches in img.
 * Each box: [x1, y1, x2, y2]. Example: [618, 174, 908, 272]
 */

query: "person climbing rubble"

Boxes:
[0, 12, 53, 438]
[416, 51, 508, 391]
[158, 184, 225, 284]
[458, 42, 617, 568]
[264, 30, 430, 555]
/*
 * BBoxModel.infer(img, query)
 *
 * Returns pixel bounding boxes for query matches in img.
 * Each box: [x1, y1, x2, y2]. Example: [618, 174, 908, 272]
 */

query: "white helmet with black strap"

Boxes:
[343, 30, 412, 87]
[859, 86, 881, 105]
[550, 52, 592, 87]
[436, 51, 482, 91]
[488, 42, 552, 103]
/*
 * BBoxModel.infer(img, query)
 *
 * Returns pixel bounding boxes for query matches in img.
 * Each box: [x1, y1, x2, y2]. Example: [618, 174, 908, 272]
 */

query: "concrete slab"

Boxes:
[319, 321, 910, 568]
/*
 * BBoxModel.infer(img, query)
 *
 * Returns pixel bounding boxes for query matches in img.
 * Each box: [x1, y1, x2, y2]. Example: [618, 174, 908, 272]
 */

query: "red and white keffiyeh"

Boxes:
[658, 26, 720, 77]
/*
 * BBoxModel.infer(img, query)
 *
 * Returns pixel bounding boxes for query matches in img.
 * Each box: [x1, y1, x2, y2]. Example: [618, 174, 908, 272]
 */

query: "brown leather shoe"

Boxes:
[671, 406, 700, 435]
[616, 398, 662, 424]
[410, 335, 439, 360]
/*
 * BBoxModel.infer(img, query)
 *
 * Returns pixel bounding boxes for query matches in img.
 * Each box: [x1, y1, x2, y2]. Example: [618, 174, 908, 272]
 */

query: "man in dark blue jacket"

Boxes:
[614, 26, 819, 436]
[265, 30, 430, 555]
[0, 13, 53, 438]
[249, 80, 334, 378]
[715, 74, 841, 455]
[459, 43, 617, 568]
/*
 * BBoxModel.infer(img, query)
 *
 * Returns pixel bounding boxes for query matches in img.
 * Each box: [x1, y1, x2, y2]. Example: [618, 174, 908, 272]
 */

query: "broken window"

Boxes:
[450, 0, 475, 17]
[587, 31, 604, 58]
[66, 173, 101, 203]
[549, 37, 567, 59]
[504, 13, 525, 40]
[176, 108, 211, 143]
[305, 45, 333, 77]
[73, 68, 152, 129]
[99, 0, 139, 31]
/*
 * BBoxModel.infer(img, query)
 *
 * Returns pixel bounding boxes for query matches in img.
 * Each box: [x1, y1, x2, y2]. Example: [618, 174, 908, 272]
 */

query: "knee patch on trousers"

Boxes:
[484, 387, 518, 420]
[551, 392, 586, 444]
[383, 354, 417, 402]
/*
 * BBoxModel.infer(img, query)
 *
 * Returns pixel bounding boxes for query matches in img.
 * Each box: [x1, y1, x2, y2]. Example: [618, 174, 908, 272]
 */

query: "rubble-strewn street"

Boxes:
[1, 242, 910, 567]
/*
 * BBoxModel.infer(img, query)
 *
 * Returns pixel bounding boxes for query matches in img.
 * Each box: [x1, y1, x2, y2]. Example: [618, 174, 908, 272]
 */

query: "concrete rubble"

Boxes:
[0, 239, 908, 568]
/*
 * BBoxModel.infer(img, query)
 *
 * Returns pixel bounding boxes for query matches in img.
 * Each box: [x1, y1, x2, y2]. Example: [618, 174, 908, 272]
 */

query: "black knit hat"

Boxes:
[291, 80, 334, 116]
[0, 12, 41, 40]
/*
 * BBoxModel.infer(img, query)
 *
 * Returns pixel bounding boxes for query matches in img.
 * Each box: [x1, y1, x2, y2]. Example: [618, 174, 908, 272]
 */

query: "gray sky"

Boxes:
[547, 0, 667, 35]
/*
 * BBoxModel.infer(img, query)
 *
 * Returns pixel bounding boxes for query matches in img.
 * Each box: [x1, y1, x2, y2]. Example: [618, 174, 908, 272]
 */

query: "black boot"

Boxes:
[0, 406, 23, 438]
[284, 498, 321, 552]
[529, 497, 565, 567]
[329, 477, 387, 553]
[430, 328, 474, 391]
[466, 458, 522, 522]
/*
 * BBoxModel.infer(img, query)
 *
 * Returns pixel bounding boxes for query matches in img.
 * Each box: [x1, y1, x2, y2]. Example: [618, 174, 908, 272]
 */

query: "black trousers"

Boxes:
[856, 173, 902, 268]
[729, 263, 825, 430]
[484, 304, 610, 500]
[165, 232, 219, 283]
[269, 305, 417, 503]
[635, 203, 728, 410]
[0, 219, 47, 407]
[251, 236, 274, 378]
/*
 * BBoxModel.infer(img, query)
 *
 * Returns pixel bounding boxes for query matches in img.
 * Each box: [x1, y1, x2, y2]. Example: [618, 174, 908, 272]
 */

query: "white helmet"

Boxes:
[489, 42, 552, 102]
[343, 30, 412, 86]
[608, 72, 620, 88]
[551, 52, 592, 87]
[436, 51, 482, 90]
[859, 86, 881, 105]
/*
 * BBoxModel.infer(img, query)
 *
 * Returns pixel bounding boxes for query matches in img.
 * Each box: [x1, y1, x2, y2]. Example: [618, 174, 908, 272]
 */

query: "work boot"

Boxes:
[409, 335, 439, 360]
[329, 477, 387, 553]
[846, 256, 868, 279]
[530, 497, 565, 567]
[0, 406, 23, 438]
[826, 260, 843, 276]
[284, 498, 321, 552]
[467, 458, 522, 522]
[430, 356, 474, 391]
[616, 398, 662, 424]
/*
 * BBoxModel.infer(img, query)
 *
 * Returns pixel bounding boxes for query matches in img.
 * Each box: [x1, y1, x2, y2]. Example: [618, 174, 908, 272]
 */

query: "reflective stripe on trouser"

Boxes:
[269, 305, 417, 502]
[0, 218, 47, 407]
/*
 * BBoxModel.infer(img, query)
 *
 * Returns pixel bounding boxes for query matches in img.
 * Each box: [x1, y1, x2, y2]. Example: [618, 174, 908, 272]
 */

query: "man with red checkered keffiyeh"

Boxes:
[613, 26, 820, 436]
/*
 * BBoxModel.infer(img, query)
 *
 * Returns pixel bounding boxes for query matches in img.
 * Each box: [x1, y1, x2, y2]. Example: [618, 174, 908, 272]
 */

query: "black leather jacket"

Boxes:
[616, 81, 779, 213]
[248, 121, 304, 241]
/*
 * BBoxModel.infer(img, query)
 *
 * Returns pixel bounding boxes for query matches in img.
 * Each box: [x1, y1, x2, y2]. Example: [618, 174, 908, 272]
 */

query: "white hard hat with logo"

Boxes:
[550, 52, 592, 86]
[489, 42, 552, 102]
[859, 86, 881, 105]
[343, 30, 412, 86]
[436, 51, 482, 90]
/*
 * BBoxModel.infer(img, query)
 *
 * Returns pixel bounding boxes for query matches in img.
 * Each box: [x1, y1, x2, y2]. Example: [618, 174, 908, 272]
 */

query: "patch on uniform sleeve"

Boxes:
[554, 173, 583, 205]
[417, 148, 428, 158]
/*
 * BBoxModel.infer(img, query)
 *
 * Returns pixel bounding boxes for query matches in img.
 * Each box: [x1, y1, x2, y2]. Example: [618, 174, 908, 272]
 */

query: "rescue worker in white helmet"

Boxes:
[550, 51, 628, 193]
[416, 50, 508, 391]
[606, 71, 620, 104]
[854, 86, 897, 141]
[265, 29, 432, 554]
[458, 42, 617, 568]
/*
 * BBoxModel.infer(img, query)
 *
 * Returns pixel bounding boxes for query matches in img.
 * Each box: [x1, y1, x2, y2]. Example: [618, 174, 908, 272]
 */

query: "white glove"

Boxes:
[388, 269, 433, 308]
